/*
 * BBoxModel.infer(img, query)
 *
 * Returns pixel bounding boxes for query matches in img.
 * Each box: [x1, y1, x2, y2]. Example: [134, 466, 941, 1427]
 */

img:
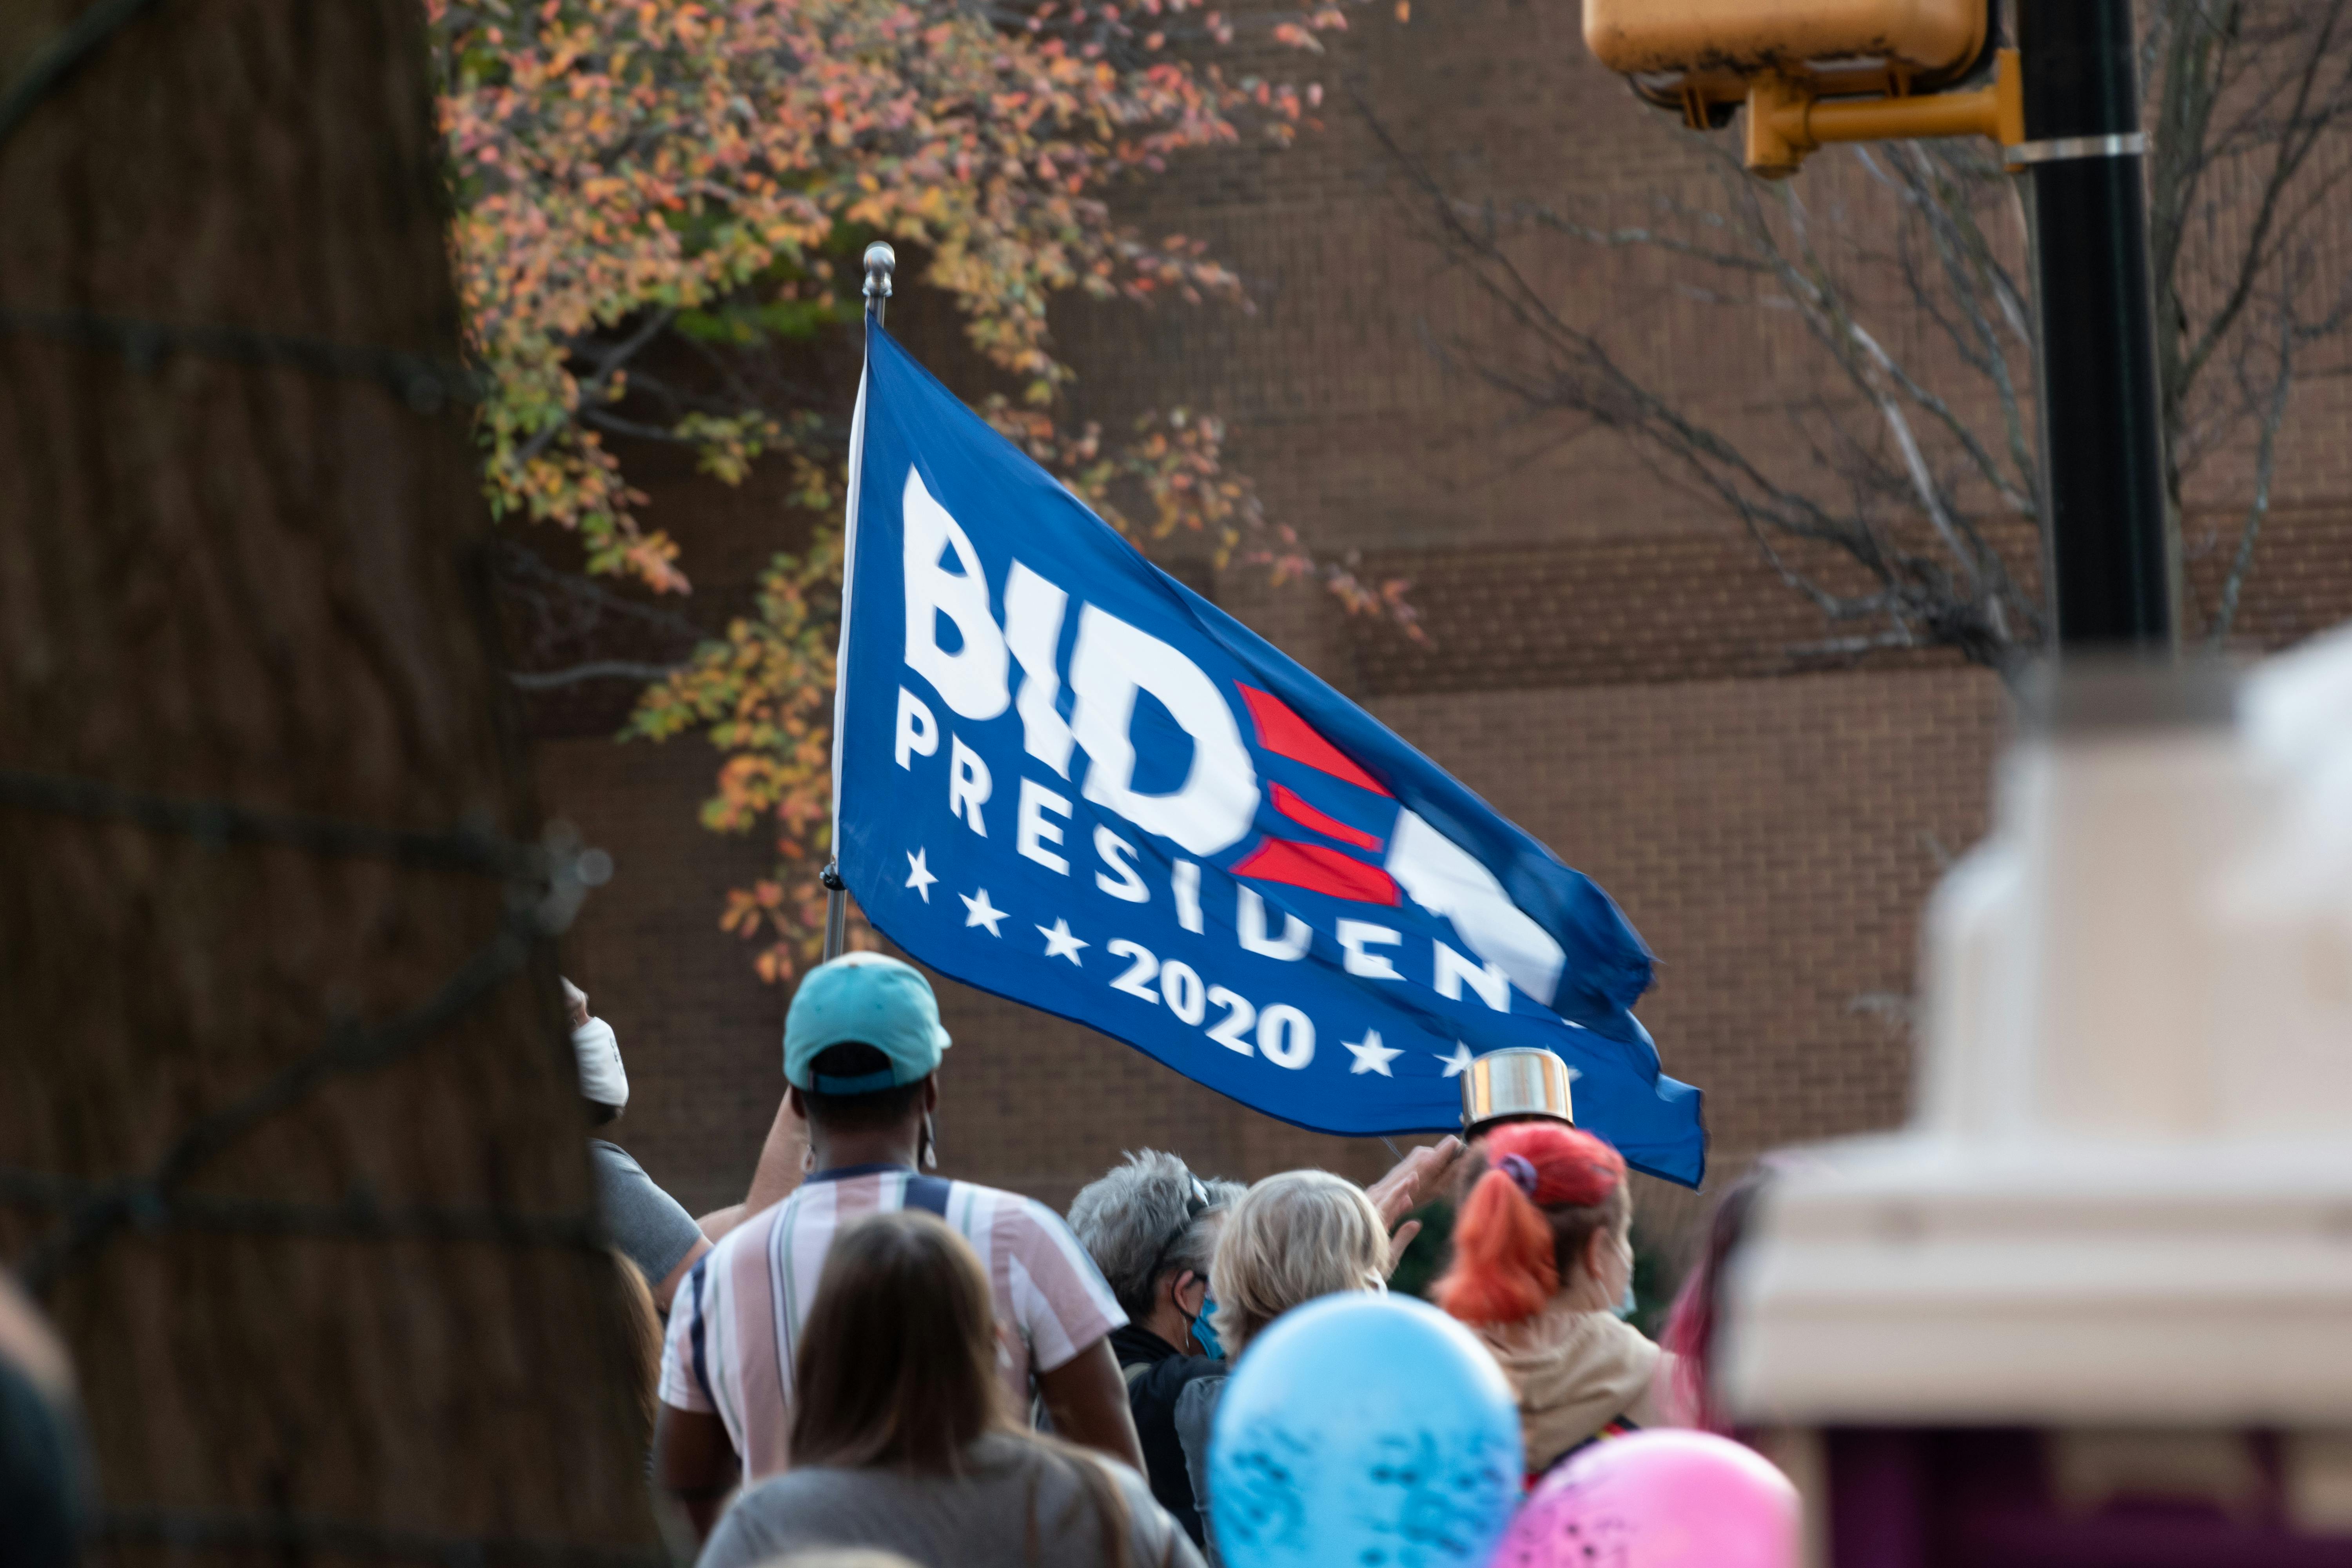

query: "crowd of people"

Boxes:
[610, 951, 1749, 1566]
[0, 953, 1768, 1568]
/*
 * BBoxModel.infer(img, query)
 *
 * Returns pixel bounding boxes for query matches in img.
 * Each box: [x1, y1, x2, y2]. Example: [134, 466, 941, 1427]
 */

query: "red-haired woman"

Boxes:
[1437, 1123, 1683, 1484]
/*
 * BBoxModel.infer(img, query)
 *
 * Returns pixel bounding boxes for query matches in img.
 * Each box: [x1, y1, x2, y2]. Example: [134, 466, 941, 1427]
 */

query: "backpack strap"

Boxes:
[902, 1174, 954, 1217]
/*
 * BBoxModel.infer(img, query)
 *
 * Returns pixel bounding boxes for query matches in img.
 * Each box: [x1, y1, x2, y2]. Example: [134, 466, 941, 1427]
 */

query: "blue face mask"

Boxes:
[1191, 1294, 1226, 1361]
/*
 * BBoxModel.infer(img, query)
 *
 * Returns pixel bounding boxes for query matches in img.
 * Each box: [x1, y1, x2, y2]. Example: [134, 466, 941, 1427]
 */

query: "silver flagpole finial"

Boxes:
[862, 242, 896, 320]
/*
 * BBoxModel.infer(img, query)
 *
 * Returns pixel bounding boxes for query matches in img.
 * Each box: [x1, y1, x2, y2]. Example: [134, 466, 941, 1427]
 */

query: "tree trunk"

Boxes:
[0, 2, 658, 1561]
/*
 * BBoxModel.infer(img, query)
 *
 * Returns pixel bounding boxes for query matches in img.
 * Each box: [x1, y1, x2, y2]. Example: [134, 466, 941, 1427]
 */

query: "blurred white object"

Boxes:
[1727, 637, 2352, 1426]
[572, 1017, 630, 1111]
[2221, 622, 2352, 1132]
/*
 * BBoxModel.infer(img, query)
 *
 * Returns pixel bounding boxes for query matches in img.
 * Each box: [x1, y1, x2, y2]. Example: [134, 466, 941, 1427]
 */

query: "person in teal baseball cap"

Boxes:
[655, 952, 1147, 1535]
[782, 951, 952, 1096]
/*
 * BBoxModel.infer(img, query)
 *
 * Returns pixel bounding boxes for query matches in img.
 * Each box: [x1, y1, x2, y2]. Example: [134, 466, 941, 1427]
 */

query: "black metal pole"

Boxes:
[2017, 0, 2174, 652]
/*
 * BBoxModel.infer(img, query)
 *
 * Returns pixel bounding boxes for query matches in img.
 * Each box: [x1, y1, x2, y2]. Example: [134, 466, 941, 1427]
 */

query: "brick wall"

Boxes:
[542, 661, 2004, 1238]
[530, 0, 2352, 1257]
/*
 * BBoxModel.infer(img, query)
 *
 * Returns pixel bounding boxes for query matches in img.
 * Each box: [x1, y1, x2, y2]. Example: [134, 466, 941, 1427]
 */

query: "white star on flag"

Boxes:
[904, 848, 937, 902]
[959, 888, 1007, 936]
[1341, 1029, 1403, 1077]
[1038, 918, 1088, 965]
[1436, 1041, 1477, 1078]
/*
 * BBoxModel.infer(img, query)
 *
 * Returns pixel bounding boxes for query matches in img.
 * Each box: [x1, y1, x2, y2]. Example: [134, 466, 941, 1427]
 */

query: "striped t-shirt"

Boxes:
[657, 1163, 1126, 1479]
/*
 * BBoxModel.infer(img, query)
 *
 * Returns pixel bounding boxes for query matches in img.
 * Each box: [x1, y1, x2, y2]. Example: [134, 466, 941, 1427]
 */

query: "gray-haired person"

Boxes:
[1072, 1139, 1467, 1557]
[1066, 1151, 1243, 1548]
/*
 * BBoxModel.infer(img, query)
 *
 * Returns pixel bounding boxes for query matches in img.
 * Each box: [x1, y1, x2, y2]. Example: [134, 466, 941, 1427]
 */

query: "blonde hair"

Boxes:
[1210, 1170, 1388, 1354]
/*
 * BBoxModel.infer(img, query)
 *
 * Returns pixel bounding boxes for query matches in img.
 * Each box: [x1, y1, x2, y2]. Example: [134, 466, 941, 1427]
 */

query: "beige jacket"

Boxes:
[1472, 1301, 1675, 1476]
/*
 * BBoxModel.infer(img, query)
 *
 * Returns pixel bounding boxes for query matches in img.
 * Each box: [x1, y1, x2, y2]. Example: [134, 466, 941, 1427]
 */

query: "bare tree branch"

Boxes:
[490, 539, 708, 687]
[492, 539, 707, 646]
[2207, 307, 2299, 647]
[2172, 0, 2348, 399]
[514, 307, 680, 467]
[1363, 0, 2352, 669]
[505, 661, 688, 691]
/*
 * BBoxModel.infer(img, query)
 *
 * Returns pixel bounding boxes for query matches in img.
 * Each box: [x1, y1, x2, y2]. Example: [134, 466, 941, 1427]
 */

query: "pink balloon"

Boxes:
[1490, 1430, 1800, 1568]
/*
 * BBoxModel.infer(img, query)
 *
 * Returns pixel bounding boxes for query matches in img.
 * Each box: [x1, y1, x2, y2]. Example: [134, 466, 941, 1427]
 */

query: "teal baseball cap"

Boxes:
[784, 952, 952, 1093]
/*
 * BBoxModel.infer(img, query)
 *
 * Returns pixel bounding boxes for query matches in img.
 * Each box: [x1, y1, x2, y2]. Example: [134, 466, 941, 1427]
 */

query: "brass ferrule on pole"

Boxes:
[1744, 47, 2024, 178]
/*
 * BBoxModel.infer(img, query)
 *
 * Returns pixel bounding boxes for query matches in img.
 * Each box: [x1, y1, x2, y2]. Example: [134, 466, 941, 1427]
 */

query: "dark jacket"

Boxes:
[1109, 1323, 1224, 1548]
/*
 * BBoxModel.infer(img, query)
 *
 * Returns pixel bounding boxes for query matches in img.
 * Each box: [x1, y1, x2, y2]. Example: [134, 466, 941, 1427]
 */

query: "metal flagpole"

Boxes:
[820, 240, 895, 963]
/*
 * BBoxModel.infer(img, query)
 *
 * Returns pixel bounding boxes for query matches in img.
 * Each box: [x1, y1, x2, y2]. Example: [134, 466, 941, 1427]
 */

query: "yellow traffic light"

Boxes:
[1583, 0, 2018, 176]
[1585, 0, 1989, 89]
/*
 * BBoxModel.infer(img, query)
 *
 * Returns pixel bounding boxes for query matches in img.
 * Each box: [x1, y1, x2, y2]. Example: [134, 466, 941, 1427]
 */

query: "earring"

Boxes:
[921, 1111, 940, 1170]
[800, 1143, 816, 1174]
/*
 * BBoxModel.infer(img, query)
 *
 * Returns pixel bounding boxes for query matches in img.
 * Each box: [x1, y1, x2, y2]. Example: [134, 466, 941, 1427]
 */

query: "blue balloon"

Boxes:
[1208, 1293, 1523, 1568]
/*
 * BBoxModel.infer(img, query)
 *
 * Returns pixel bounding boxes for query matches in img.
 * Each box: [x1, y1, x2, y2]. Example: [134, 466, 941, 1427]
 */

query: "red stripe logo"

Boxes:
[1230, 838, 1401, 906]
[1270, 783, 1383, 852]
[1237, 686, 1391, 797]
[1232, 684, 1403, 902]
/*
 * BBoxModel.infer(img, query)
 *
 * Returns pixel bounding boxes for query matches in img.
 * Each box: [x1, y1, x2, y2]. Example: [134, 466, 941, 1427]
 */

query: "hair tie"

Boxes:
[1496, 1152, 1539, 1197]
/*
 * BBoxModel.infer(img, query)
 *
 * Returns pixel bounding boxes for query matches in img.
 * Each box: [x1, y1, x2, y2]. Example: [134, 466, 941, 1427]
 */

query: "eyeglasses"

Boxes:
[1145, 1172, 1212, 1287]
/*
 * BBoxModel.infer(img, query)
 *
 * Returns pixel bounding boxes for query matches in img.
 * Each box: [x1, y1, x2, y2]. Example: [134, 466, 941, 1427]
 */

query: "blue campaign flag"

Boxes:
[832, 323, 1706, 1186]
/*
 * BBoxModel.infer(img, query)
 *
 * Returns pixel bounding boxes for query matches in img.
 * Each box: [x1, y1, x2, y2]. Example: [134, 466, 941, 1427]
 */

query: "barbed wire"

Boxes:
[8, 909, 539, 1295]
[0, 768, 535, 879]
[0, 769, 610, 1294]
[0, 11, 652, 1552]
[4, 4, 477, 417]
[0, 0, 167, 152]
[0, 306, 483, 413]
[0, 772, 652, 1557]
[0, 1170, 601, 1250]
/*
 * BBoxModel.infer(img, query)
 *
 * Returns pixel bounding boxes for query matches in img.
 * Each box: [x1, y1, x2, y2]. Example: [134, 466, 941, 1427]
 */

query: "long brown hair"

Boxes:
[789, 1209, 1005, 1473]
[788, 1211, 1160, 1568]
[611, 1249, 663, 1439]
